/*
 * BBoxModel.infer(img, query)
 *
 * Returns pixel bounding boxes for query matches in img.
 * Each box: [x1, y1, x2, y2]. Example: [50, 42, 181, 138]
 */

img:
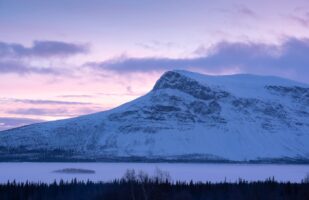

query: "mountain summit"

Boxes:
[1, 70, 308, 162]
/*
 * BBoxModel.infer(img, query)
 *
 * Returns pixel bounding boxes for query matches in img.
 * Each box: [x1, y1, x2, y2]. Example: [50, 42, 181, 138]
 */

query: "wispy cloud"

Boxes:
[0, 60, 59, 75]
[6, 106, 104, 118]
[288, 7, 309, 28]
[0, 117, 44, 131]
[87, 37, 309, 83]
[14, 99, 91, 105]
[0, 40, 89, 59]
[1, 98, 92, 105]
[290, 14, 309, 27]
[236, 5, 257, 18]
[7, 108, 70, 116]
[217, 4, 258, 18]
[136, 40, 179, 51]
[57, 94, 95, 98]
[97, 91, 145, 97]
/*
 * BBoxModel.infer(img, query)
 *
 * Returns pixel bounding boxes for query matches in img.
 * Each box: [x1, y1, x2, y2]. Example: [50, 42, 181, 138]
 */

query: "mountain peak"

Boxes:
[152, 70, 187, 90]
[152, 70, 230, 101]
[169, 70, 307, 87]
[153, 70, 308, 99]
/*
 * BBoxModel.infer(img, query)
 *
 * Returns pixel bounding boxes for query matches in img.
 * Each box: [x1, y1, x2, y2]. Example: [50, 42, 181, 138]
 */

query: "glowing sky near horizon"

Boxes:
[0, 0, 309, 130]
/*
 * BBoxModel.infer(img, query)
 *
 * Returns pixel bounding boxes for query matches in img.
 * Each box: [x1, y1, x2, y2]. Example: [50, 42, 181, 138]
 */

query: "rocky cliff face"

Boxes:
[0, 70, 308, 162]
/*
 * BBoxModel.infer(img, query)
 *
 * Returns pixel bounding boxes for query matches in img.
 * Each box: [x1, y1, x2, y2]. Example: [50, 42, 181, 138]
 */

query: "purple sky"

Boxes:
[0, 0, 309, 130]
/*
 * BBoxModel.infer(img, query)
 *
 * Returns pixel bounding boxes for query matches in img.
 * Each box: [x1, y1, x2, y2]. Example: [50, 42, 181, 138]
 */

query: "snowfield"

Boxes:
[0, 70, 308, 162]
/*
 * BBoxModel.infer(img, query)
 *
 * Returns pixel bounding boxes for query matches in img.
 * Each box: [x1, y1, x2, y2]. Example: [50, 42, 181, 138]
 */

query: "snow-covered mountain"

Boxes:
[1, 70, 309, 162]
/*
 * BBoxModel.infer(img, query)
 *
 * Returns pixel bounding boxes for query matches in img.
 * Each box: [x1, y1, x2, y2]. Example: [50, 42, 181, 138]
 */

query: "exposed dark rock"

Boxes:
[118, 125, 171, 134]
[208, 100, 221, 114]
[153, 71, 230, 100]
[190, 101, 209, 115]
[266, 85, 309, 105]
[150, 105, 181, 112]
[232, 98, 257, 108]
[108, 110, 140, 121]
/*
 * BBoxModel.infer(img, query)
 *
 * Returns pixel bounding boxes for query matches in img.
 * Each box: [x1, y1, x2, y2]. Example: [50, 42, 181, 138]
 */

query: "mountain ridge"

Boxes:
[0, 70, 309, 163]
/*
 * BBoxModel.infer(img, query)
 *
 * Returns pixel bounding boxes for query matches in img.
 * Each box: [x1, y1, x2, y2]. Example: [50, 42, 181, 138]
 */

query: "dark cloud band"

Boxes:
[0, 40, 89, 58]
[89, 37, 309, 83]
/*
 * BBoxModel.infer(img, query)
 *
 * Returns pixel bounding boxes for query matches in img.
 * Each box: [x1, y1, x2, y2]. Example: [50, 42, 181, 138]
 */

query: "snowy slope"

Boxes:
[0, 70, 309, 162]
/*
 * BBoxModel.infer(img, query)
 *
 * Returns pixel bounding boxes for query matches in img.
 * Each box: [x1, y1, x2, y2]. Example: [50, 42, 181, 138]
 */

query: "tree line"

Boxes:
[0, 169, 308, 200]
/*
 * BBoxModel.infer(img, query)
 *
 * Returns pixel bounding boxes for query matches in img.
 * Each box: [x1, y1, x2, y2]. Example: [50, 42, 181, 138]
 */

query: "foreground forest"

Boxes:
[1, 169, 309, 200]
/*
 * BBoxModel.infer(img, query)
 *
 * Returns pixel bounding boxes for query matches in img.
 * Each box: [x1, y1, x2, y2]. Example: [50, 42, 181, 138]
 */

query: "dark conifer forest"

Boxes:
[1, 178, 308, 200]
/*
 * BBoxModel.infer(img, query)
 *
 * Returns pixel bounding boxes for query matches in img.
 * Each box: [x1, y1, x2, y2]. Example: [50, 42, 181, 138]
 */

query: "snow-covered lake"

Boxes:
[0, 162, 308, 183]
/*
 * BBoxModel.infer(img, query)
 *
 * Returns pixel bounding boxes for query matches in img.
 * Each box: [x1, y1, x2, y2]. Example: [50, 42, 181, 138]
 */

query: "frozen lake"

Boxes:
[0, 162, 308, 184]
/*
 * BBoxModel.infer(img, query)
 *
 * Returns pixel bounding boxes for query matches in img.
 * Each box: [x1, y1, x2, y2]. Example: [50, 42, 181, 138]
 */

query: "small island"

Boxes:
[53, 168, 95, 174]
